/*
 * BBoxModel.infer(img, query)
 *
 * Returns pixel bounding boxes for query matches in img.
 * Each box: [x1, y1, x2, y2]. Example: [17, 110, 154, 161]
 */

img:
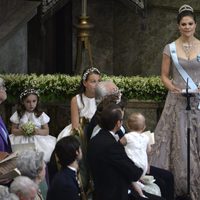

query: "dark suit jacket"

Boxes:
[0, 117, 12, 153]
[87, 129, 143, 200]
[86, 113, 126, 141]
[47, 167, 81, 200]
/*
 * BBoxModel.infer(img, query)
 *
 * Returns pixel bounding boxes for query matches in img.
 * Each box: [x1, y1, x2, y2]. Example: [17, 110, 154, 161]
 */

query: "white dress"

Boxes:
[9, 111, 56, 163]
[124, 131, 149, 176]
[125, 132, 161, 197]
[57, 94, 96, 141]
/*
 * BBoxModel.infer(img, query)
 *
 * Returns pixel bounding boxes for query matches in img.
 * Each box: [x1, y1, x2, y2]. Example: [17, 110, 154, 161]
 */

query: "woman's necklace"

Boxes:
[182, 43, 193, 60]
[181, 38, 195, 60]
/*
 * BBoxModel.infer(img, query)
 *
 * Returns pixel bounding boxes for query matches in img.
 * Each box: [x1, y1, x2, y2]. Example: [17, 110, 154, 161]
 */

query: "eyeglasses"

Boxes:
[0, 86, 6, 91]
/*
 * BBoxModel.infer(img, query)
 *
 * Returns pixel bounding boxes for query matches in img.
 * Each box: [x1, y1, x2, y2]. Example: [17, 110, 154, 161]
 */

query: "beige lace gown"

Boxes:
[150, 44, 200, 200]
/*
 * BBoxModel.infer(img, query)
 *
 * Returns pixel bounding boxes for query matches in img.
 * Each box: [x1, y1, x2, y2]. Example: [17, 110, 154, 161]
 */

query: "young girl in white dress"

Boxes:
[56, 67, 101, 195]
[57, 67, 101, 141]
[120, 113, 160, 198]
[9, 88, 56, 163]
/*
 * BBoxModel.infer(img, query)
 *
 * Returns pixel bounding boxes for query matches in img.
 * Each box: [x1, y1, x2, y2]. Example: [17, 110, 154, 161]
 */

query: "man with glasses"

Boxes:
[87, 80, 126, 141]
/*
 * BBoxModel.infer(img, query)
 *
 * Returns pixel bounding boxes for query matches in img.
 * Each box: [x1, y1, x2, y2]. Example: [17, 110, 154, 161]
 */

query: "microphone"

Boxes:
[186, 78, 189, 96]
[186, 78, 191, 111]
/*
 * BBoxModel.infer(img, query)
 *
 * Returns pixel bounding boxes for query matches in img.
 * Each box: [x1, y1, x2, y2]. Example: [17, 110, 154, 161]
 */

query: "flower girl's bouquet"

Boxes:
[21, 121, 35, 136]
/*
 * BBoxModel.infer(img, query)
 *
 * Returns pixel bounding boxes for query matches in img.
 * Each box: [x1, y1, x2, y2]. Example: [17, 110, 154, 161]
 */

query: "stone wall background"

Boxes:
[0, 0, 200, 135]
[0, 0, 200, 76]
[72, 0, 200, 76]
[0, 0, 39, 73]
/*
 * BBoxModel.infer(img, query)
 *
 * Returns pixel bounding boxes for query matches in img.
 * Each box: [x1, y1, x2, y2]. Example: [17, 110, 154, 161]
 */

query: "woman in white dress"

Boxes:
[57, 67, 101, 141]
[9, 88, 56, 163]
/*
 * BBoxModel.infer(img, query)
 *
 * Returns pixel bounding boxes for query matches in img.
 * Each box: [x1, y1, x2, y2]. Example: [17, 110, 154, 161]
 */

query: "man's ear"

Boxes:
[76, 147, 82, 156]
[117, 120, 122, 128]
[76, 147, 82, 160]
[16, 192, 23, 199]
[76, 149, 79, 156]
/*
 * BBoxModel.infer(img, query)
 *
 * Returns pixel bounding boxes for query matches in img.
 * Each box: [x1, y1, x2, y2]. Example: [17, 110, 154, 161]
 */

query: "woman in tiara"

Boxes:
[9, 88, 56, 163]
[150, 4, 200, 199]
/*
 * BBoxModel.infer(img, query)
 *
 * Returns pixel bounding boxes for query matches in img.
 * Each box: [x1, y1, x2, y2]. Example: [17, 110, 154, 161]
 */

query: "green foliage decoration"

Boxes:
[103, 75, 167, 101]
[0, 73, 167, 103]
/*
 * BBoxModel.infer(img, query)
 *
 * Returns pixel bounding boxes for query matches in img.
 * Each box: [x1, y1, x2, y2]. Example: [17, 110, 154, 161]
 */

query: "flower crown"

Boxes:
[179, 4, 193, 14]
[20, 88, 40, 100]
[82, 67, 100, 81]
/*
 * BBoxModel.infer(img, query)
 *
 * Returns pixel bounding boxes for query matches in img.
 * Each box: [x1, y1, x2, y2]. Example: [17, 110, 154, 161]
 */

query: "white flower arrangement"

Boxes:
[21, 121, 35, 136]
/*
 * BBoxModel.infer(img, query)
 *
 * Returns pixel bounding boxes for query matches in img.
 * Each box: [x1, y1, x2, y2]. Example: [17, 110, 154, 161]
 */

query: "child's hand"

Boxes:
[34, 128, 39, 135]
[19, 127, 24, 133]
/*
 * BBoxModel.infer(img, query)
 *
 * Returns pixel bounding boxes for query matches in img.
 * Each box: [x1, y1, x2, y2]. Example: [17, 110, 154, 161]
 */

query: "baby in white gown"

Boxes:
[120, 113, 153, 198]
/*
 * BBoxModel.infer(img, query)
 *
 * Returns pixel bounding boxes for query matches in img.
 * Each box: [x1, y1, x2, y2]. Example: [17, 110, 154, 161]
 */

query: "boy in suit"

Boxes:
[47, 136, 83, 200]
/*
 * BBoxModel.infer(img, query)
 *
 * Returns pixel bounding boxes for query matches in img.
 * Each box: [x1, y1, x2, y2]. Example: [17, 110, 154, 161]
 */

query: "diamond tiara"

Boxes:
[178, 4, 193, 14]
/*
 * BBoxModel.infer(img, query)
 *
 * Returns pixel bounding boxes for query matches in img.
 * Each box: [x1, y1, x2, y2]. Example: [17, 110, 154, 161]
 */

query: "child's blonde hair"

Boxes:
[127, 112, 146, 132]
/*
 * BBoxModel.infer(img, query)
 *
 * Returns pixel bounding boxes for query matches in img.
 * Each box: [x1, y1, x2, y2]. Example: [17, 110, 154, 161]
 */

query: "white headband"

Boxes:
[82, 67, 100, 81]
[20, 88, 39, 100]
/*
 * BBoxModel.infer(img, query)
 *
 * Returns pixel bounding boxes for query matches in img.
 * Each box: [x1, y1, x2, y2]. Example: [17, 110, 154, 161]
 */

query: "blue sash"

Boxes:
[169, 42, 200, 109]
[169, 42, 197, 90]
